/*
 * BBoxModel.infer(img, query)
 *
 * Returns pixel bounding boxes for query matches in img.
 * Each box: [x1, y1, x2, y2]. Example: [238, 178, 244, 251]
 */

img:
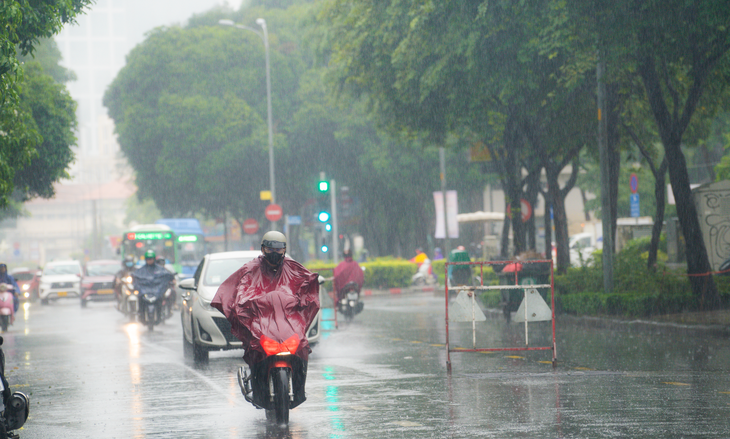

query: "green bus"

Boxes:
[121, 224, 180, 273]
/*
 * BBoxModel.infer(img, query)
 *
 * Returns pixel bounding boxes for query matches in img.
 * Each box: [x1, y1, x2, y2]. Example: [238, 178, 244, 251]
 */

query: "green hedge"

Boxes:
[552, 238, 730, 317]
[306, 258, 417, 289]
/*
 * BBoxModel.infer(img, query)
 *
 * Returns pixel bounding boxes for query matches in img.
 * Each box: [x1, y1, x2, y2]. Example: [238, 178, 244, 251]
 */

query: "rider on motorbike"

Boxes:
[0, 265, 19, 313]
[211, 231, 320, 412]
[114, 256, 136, 303]
[132, 250, 174, 321]
[333, 249, 364, 301]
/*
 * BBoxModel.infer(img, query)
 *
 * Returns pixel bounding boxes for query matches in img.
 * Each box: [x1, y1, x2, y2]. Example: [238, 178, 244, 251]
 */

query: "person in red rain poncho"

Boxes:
[333, 249, 364, 301]
[210, 231, 320, 368]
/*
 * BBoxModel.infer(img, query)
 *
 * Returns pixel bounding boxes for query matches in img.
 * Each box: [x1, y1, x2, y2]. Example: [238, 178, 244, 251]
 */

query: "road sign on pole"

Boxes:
[242, 218, 259, 234]
[630, 173, 638, 194]
[265, 204, 283, 222]
[630, 193, 640, 217]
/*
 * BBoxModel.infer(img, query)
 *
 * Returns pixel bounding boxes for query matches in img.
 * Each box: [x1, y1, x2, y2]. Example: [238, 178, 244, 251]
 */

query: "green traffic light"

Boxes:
[318, 211, 330, 222]
[318, 180, 329, 192]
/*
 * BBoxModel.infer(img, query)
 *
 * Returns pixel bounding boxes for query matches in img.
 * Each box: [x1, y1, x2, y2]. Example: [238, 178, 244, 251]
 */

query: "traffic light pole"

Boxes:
[331, 179, 339, 265]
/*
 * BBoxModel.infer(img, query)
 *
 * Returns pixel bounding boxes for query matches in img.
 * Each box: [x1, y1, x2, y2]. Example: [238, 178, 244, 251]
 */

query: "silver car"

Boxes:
[180, 251, 321, 362]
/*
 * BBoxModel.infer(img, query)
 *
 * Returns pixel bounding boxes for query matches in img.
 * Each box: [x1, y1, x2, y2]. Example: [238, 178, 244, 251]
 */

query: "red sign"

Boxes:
[630, 173, 639, 194]
[264, 204, 283, 222]
[242, 218, 259, 235]
[506, 199, 533, 223]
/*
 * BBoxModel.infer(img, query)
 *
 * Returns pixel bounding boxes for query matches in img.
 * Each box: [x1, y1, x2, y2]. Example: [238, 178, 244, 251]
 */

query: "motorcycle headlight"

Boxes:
[124, 276, 133, 284]
[22, 284, 29, 291]
[347, 291, 359, 301]
[144, 294, 157, 302]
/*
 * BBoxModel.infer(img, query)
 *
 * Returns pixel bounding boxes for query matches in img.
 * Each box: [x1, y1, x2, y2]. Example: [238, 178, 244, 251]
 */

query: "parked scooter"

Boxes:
[0, 337, 29, 438]
[337, 281, 363, 321]
[0, 286, 14, 333]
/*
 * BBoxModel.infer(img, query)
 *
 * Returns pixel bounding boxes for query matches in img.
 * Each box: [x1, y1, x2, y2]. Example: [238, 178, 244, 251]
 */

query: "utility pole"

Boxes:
[439, 147, 451, 255]
[597, 53, 614, 294]
[331, 179, 339, 265]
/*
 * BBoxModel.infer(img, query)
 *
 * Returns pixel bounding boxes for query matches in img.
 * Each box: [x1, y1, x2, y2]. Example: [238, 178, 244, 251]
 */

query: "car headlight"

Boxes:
[198, 297, 214, 311]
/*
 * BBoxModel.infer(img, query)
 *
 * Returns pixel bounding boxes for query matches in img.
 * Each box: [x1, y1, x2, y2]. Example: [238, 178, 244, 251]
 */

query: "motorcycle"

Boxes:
[0, 337, 29, 438]
[0, 287, 14, 333]
[337, 281, 363, 321]
[233, 279, 322, 426]
[139, 292, 163, 331]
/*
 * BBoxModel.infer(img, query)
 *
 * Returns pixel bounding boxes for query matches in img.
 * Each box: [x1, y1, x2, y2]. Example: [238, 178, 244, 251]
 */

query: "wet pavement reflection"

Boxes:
[3, 292, 730, 438]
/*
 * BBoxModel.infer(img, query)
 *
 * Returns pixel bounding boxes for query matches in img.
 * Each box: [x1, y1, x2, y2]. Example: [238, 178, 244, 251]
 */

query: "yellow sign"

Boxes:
[260, 190, 272, 201]
[470, 141, 493, 162]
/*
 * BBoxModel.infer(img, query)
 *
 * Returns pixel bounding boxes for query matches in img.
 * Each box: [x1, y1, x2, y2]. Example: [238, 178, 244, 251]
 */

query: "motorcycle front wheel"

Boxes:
[272, 368, 290, 425]
[0, 315, 8, 332]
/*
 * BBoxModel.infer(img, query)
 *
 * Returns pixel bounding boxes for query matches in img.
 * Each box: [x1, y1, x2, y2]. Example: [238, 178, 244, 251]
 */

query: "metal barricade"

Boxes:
[444, 260, 557, 371]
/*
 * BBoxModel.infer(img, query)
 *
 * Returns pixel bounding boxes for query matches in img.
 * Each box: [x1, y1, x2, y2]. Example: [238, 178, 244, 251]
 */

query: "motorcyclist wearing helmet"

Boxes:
[114, 256, 136, 302]
[212, 231, 320, 364]
[261, 231, 287, 271]
[132, 250, 174, 299]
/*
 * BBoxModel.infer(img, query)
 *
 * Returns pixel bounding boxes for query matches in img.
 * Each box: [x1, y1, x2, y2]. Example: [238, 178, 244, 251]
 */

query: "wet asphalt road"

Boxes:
[3, 292, 730, 438]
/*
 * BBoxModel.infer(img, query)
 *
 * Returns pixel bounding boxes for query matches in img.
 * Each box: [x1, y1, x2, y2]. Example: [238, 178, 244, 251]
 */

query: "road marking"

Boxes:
[410, 341, 423, 344]
[537, 361, 553, 364]
[573, 367, 594, 371]
[505, 355, 525, 359]
[430, 343, 444, 347]
[662, 382, 690, 386]
[719, 391, 730, 394]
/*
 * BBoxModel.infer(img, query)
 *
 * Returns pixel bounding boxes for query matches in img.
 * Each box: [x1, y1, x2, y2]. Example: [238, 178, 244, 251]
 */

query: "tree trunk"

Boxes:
[546, 168, 570, 273]
[607, 83, 621, 255]
[638, 54, 720, 309]
[647, 159, 668, 271]
[665, 140, 719, 309]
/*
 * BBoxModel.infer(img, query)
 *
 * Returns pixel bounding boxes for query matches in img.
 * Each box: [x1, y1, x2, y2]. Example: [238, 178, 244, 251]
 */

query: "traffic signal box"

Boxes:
[317, 173, 331, 254]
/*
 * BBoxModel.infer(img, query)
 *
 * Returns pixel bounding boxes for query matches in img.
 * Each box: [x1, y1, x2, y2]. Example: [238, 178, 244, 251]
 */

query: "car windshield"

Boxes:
[43, 264, 80, 276]
[12, 272, 34, 281]
[86, 264, 119, 277]
[203, 258, 253, 286]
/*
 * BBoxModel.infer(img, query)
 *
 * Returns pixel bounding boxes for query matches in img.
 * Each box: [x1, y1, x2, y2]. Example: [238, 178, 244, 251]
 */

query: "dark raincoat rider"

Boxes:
[0, 264, 20, 312]
[132, 250, 174, 299]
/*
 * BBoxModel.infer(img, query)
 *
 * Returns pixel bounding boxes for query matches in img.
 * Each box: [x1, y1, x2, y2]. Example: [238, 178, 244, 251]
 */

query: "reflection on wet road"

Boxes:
[3, 292, 730, 438]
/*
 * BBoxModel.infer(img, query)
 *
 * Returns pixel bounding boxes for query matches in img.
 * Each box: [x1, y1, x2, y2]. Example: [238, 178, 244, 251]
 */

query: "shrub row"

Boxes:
[306, 259, 417, 289]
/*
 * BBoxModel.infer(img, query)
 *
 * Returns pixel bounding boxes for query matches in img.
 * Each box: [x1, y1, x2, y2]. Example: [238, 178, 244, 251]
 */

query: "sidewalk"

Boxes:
[360, 285, 730, 335]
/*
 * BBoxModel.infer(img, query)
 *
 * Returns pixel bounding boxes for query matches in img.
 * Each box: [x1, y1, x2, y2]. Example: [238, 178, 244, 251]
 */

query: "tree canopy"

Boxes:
[0, 2, 89, 209]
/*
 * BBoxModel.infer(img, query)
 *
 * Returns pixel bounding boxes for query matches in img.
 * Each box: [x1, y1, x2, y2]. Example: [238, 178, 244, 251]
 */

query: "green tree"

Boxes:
[0, 1, 90, 207]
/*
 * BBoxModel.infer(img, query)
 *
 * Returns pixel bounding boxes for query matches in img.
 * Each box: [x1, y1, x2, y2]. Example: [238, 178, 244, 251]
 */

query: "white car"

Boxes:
[180, 251, 322, 362]
[569, 233, 600, 267]
[39, 260, 83, 304]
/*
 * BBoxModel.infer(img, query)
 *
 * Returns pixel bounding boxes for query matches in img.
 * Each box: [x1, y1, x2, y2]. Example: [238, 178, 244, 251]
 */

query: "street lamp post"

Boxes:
[219, 18, 277, 229]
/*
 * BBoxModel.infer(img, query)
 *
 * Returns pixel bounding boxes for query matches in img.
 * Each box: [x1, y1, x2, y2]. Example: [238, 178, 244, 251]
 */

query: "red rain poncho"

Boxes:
[211, 255, 320, 366]
[333, 258, 364, 295]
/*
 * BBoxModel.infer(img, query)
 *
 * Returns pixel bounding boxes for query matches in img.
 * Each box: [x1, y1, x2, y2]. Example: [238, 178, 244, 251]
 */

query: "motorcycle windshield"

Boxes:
[211, 256, 320, 365]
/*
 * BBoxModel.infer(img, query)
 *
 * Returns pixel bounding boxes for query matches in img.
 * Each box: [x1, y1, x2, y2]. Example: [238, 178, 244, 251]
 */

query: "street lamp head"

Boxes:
[218, 19, 234, 26]
[256, 18, 266, 27]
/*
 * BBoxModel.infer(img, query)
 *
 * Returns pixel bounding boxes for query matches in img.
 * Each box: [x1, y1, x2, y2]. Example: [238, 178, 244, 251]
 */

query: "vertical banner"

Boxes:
[434, 191, 459, 239]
